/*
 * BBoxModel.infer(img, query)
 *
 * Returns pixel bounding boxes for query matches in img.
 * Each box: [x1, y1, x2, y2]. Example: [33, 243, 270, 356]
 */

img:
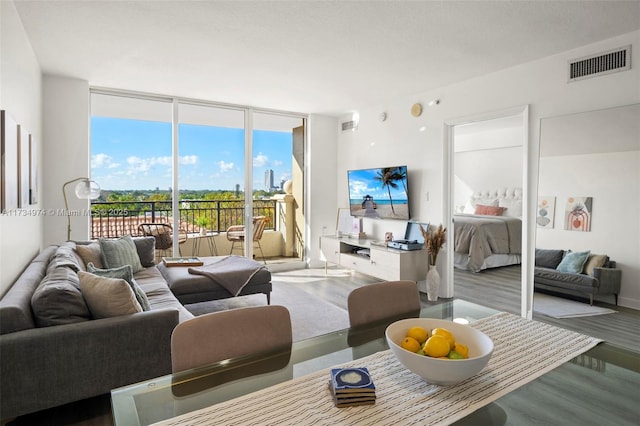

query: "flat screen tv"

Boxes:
[347, 165, 410, 220]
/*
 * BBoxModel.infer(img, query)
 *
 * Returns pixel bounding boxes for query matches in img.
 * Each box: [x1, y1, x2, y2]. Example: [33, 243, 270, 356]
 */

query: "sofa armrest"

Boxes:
[0, 308, 179, 419]
[593, 267, 621, 295]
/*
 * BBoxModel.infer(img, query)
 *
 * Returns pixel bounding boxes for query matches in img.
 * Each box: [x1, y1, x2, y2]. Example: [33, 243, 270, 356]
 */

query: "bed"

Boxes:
[453, 188, 523, 272]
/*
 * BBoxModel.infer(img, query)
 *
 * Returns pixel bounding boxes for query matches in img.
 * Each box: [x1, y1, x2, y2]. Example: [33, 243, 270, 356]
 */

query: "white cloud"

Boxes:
[91, 153, 119, 169]
[218, 160, 234, 172]
[180, 155, 198, 165]
[253, 152, 269, 167]
[273, 160, 283, 167]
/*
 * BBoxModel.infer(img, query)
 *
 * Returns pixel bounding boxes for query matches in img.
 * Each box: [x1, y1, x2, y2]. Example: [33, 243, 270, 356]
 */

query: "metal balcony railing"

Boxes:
[90, 199, 276, 239]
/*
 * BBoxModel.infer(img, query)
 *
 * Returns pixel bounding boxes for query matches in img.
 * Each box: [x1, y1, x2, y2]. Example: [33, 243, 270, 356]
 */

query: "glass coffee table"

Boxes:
[111, 299, 640, 425]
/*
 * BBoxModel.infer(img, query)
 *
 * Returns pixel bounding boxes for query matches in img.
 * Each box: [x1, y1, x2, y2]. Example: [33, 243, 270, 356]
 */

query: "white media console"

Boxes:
[320, 236, 428, 282]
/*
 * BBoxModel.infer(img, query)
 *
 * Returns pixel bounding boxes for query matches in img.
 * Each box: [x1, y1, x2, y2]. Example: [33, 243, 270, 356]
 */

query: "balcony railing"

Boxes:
[90, 199, 276, 239]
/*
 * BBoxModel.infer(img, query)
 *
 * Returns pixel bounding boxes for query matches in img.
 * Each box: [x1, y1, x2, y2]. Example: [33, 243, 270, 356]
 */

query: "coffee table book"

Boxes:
[162, 257, 204, 267]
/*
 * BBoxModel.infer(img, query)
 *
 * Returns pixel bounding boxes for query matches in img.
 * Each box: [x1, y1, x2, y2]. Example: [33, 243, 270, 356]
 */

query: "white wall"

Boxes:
[0, 1, 43, 295]
[337, 30, 640, 309]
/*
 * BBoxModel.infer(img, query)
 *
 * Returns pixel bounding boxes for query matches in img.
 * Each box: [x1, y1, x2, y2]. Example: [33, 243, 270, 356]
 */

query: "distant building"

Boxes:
[265, 169, 274, 191]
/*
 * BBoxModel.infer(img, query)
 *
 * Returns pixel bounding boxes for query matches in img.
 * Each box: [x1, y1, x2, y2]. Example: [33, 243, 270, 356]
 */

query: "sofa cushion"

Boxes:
[78, 271, 143, 319]
[583, 254, 609, 275]
[535, 249, 565, 269]
[87, 263, 151, 311]
[100, 235, 144, 273]
[534, 267, 598, 288]
[31, 267, 91, 327]
[556, 250, 591, 274]
[133, 236, 156, 267]
[48, 242, 84, 273]
[75, 242, 104, 269]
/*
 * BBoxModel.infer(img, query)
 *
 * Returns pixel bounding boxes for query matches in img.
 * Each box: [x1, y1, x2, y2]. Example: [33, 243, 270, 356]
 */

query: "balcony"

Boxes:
[90, 199, 302, 263]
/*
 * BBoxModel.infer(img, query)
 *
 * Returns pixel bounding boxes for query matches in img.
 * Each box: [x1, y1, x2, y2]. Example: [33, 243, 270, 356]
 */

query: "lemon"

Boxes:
[400, 336, 421, 353]
[432, 328, 455, 350]
[454, 343, 469, 359]
[423, 335, 450, 358]
[406, 326, 429, 344]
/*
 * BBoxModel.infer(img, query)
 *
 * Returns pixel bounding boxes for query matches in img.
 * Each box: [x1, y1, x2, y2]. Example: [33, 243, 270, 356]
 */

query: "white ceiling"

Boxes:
[13, 0, 640, 116]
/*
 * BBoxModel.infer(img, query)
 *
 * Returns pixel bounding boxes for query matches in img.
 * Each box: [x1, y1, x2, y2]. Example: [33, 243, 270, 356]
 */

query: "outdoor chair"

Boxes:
[138, 223, 188, 262]
[226, 215, 267, 264]
[170, 305, 292, 372]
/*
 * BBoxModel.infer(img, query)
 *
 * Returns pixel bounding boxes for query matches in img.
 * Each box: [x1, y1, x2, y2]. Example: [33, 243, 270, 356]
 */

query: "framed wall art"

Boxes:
[565, 196, 593, 232]
[536, 196, 556, 229]
[18, 124, 30, 208]
[1, 110, 19, 211]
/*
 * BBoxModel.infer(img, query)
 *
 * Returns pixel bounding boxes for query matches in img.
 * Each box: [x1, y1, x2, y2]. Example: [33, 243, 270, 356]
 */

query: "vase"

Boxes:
[426, 265, 440, 302]
[200, 228, 207, 236]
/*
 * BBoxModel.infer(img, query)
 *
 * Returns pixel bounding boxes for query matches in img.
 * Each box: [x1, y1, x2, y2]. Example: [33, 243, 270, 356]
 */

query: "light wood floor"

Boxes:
[6, 265, 639, 425]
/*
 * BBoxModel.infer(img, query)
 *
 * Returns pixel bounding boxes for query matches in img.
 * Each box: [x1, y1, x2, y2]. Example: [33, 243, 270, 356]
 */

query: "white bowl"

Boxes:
[385, 318, 493, 385]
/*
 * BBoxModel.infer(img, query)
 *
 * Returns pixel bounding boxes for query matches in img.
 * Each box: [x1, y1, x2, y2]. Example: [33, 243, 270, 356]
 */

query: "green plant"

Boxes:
[194, 216, 209, 228]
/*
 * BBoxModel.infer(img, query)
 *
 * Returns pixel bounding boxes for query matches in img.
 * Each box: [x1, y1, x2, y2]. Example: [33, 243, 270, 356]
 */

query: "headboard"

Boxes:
[467, 188, 522, 217]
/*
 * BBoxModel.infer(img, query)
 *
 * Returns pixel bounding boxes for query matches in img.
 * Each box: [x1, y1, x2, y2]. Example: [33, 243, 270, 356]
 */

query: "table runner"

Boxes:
[153, 312, 601, 426]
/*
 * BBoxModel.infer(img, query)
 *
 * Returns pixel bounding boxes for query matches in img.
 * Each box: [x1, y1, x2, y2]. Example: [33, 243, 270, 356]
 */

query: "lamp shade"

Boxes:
[75, 179, 101, 200]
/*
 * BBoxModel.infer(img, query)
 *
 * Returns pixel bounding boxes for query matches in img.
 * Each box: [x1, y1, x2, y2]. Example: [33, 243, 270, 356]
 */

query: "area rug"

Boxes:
[184, 280, 349, 341]
[533, 293, 617, 318]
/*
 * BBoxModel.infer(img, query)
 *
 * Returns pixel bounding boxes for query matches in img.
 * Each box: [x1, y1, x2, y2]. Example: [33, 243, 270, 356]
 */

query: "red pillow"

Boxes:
[474, 204, 506, 216]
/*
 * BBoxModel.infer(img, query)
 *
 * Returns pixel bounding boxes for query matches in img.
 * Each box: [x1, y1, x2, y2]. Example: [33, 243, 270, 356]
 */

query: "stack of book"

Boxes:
[328, 367, 376, 408]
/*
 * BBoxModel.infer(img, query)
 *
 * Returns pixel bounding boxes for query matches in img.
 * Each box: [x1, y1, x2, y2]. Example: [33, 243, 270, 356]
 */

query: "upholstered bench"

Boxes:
[157, 256, 272, 305]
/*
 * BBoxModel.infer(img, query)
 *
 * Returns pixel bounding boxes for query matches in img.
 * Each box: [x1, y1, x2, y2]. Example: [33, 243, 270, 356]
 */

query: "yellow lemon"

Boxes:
[423, 335, 450, 358]
[432, 327, 455, 350]
[454, 343, 469, 359]
[406, 326, 429, 344]
[400, 336, 421, 353]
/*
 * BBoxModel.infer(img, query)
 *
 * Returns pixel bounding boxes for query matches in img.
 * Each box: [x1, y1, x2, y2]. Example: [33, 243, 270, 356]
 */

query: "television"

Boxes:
[347, 165, 410, 220]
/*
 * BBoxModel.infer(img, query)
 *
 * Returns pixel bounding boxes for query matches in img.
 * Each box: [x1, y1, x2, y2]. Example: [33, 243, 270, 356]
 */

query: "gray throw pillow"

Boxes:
[78, 272, 143, 319]
[87, 263, 150, 311]
[133, 236, 156, 267]
[99, 235, 144, 273]
[556, 250, 591, 274]
[31, 267, 91, 327]
[534, 249, 565, 269]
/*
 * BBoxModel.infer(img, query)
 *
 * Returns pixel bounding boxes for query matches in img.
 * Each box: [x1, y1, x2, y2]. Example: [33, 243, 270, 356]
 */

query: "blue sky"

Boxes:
[90, 117, 292, 191]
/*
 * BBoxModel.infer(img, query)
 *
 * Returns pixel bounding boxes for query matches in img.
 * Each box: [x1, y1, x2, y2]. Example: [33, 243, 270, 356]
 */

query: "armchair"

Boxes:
[226, 216, 267, 264]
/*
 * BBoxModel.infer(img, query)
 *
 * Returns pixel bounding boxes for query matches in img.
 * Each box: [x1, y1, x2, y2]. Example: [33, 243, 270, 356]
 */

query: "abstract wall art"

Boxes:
[565, 196, 592, 232]
[536, 196, 556, 229]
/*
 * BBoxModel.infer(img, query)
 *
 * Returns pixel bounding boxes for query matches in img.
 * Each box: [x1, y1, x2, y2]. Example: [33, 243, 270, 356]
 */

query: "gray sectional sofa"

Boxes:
[0, 239, 194, 420]
[534, 248, 621, 305]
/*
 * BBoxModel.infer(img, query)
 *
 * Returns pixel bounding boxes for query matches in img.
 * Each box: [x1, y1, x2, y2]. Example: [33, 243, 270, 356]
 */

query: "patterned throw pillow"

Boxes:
[87, 263, 151, 311]
[556, 250, 591, 274]
[99, 235, 144, 273]
[78, 271, 143, 319]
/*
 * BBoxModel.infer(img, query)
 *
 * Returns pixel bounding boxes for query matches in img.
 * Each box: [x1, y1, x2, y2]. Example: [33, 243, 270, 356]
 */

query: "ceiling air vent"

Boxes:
[341, 120, 357, 132]
[568, 45, 631, 82]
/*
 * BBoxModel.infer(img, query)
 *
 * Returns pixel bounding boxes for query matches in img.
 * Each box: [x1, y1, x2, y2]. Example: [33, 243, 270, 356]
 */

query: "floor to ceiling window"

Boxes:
[89, 90, 306, 264]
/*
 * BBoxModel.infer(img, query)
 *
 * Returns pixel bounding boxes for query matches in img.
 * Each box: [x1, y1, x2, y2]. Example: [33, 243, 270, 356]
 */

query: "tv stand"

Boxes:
[320, 236, 428, 282]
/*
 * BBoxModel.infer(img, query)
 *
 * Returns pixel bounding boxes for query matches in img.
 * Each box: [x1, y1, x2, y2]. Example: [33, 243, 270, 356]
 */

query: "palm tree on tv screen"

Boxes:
[375, 167, 403, 214]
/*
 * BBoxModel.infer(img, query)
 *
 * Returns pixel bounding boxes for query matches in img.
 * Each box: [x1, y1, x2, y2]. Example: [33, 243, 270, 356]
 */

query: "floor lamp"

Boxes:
[63, 177, 101, 241]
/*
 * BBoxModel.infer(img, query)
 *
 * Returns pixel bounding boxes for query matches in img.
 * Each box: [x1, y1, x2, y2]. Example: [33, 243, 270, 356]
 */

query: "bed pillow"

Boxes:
[99, 235, 144, 273]
[474, 204, 507, 216]
[86, 263, 150, 311]
[535, 249, 565, 269]
[78, 271, 143, 319]
[556, 250, 591, 274]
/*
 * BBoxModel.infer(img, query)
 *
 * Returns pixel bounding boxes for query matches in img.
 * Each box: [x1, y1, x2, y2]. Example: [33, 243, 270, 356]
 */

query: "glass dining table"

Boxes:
[111, 299, 640, 425]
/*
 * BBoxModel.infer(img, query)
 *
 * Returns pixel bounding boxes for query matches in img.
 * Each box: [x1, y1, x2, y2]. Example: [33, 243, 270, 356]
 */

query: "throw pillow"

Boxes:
[78, 271, 143, 319]
[75, 242, 104, 269]
[535, 248, 565, 269]
[31, 267, 91, 327]
[99, 235, 144, 273]
[474, 204, 507, 216]
[556, 250, 591, 274]
[583, 254, 609, 275]
[132, 236, 156, 267]
[87, 263, 151, 311]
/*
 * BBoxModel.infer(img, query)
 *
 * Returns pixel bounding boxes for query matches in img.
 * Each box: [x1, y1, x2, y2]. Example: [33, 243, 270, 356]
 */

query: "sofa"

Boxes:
[534, 248, 622, 305]
[0, 238, 195, 420]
